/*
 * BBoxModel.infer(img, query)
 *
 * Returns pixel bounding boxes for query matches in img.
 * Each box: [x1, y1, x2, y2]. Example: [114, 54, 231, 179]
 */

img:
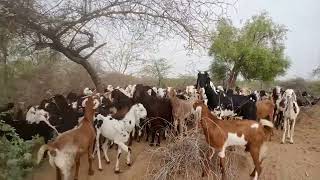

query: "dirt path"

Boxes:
[29, 106, 320, 180]
[259, 108, 320, 180]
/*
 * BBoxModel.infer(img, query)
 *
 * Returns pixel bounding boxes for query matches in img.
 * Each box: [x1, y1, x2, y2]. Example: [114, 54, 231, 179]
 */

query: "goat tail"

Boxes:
[260, 119, 274, 141]
[37, 144, 57, 167]
[260, 119, 274, 128]
[195, 106, 202, 129]
[259, 142, 268, 163]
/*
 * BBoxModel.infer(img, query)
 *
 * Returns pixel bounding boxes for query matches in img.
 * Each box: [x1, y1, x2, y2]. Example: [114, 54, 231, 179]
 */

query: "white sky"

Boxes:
[154, 0, 320, 79]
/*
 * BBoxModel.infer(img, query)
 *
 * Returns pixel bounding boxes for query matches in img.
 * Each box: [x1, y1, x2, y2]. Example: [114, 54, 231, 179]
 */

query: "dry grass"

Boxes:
[144, 129, 244, 180]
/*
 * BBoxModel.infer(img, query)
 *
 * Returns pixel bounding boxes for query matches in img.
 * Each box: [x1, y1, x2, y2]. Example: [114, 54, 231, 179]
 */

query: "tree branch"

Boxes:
[75, 31, 94, 53]
[84, 43, 107, 59]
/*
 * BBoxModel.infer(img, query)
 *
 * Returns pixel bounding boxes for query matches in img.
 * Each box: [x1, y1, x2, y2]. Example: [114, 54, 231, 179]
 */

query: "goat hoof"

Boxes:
[281, 141, 285, 144]
[289, 141, 294, 144]
[115, 170, 120, 174]
[149, 143, 154, 147]
[156, 143, 160, 146]
[88, 170, 94, 176]
[127, 163, 131, 166]
[98, 168, 103, 171]
[105, 160, 110, 164]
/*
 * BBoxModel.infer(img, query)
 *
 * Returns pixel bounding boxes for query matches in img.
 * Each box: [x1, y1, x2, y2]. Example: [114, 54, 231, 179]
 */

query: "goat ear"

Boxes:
[293, 92, 297, 102]
[93, 99, 100, 109]
[82, 98, 88, 107]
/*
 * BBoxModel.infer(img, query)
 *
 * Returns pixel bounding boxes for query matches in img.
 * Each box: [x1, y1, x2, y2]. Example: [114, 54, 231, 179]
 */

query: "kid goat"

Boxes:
[281, 89, 300, 144]
[194, 100, 273, 180]
[168, 89, 195, 135]
[37, 95, 100, 180]
[94, 103, 147, 173]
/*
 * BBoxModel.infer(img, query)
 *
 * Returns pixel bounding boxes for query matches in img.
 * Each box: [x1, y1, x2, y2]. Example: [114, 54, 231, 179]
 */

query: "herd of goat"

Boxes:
[0, 71, 319, 180]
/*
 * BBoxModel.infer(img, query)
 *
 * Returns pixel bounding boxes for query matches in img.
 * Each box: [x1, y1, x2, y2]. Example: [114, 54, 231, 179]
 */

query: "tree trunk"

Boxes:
[80, 60, 103, 92]
[227, 70, 238, 89]
[53, 46, 104, 92]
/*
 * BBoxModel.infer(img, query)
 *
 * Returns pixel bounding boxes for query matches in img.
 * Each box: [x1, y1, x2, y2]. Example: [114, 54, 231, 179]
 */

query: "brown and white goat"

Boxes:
[168, 89, 195, 135]
[194, 100, 273, 180]
[256, 99, 275, 141]
[37, 96, 99, 180]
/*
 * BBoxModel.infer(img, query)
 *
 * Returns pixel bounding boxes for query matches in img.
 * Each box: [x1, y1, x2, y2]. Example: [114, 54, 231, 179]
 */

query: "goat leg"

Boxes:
[96, 132, 103, 171]
[289, 120, 296, 144]
[137, 128, 142, 142]
[145, 125, 150, 142]
[150, 130, 156, 146]
[128, 132, 133, 146]
[115, 146, 122, 173]
[218, 149, 226, 180]
[74, 154, 80, 180]
[88, 145, 94, 176]
[102, 140, 110, 164]
[156, 130, 160, 146]
[249, 147, 261, 180]
[56, 167, 62, 180]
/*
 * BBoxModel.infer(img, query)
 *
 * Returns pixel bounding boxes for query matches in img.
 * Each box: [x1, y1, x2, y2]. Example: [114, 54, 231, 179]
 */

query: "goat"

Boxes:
[168, 89, 195, 135]
[133, 84, 173, 146]
[256, 99, 275, 141]
[37, 95, 79, 133]
[1, 106, 55, 143]
[94, 103, 147, 172]
[281, 89, 300, 144]
[272, 86, 285, 129]
[194, 100, 273, 180]
[196, 72, 257, 120]
[37, 95, 100, 180]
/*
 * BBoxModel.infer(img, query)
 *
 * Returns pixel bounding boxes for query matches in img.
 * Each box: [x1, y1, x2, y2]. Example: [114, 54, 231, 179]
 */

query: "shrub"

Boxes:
[0, 118, 43, 180]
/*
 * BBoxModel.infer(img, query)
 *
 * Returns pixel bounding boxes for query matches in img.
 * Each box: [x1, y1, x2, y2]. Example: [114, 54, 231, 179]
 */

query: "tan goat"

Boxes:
[168, 89, 196, 135]
[256, 99, 275, 140]
[37, 95, 99, 180]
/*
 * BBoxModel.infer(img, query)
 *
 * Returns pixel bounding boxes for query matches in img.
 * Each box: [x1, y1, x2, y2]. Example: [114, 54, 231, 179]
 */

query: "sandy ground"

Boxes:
[29, 105, 320, 180]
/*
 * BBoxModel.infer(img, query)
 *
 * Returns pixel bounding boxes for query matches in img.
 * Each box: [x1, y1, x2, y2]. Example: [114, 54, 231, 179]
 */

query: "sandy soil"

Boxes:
[29, 105, 320, 180]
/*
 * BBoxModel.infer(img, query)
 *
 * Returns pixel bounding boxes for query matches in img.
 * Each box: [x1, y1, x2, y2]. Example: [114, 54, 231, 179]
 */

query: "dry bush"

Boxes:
[145, 129, 244, 180]
[164, 76, 197, 90]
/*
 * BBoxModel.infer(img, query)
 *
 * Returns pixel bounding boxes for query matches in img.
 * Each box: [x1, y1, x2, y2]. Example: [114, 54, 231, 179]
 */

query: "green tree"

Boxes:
[209, 12, 290, 88]
[142, 58, 172, 87]
[209, 60, 228, 86]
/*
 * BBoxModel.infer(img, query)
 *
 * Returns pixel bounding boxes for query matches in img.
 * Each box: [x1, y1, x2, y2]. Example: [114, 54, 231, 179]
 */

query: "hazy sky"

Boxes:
[156, 0, 320, 79]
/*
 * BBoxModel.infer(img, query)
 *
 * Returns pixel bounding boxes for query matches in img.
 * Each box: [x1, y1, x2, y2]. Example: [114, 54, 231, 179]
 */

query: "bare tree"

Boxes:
[142, 58, 171, 87]
[96, 36, 152, 74]
[0, 0, 232, 91]
[313, 64, 320, 78]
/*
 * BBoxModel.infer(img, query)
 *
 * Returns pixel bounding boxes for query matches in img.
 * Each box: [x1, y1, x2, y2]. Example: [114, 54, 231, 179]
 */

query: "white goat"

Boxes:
[94, 103, 147, 172]
[281, 89, 300, 144]
[26, 106, 59, 134]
